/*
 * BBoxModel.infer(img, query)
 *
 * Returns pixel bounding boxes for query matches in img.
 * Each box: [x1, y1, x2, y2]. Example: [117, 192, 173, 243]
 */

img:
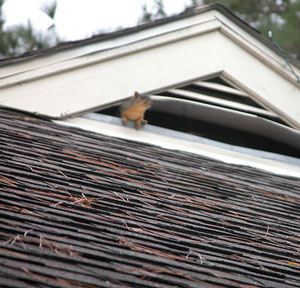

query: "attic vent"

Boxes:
[160, 79, 287, 126]
[94, 78, 300, 158]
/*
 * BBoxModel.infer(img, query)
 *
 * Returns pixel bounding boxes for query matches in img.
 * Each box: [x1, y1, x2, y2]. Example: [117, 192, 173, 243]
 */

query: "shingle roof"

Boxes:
[1, 108, 300, 288]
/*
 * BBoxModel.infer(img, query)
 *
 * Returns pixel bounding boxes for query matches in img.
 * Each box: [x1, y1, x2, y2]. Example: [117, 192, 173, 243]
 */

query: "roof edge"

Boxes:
[0, 3, 299, 69]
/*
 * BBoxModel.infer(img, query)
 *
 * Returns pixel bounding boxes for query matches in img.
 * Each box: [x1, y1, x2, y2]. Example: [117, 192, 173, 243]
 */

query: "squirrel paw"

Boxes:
[135, 121, 142, 130]
[122, 117, 129, 125]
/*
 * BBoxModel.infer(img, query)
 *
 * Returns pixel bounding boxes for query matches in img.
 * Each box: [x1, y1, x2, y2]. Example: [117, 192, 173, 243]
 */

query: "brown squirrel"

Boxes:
[120, 91, 152, 130]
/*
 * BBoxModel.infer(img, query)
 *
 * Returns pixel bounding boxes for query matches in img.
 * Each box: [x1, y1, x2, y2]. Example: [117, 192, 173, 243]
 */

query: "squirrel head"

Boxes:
[133, 91, 152, 108]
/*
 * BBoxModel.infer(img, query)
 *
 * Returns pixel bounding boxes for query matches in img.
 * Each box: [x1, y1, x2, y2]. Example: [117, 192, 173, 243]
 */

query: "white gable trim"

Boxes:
[0, 8, 299, 127]
[0, 16, 221, 88]
[56, 117, 300, 178]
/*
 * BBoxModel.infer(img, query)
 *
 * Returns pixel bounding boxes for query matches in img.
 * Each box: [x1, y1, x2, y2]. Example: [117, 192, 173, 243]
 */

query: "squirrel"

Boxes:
[120, 91, 152, 130]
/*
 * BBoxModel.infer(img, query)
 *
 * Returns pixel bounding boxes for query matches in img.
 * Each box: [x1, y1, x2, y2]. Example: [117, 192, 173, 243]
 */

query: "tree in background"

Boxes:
[199, 0, 300, 59]
[139, 0, 300, 59]
[0, 0, 299, 59]
[139, 0, 167, 24]
[0, 0, 60, 59]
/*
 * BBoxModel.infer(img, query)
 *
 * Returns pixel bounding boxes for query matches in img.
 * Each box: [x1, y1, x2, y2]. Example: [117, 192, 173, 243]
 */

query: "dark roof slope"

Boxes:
[1, 108, 300, 288]
[0, 3, 299, 69]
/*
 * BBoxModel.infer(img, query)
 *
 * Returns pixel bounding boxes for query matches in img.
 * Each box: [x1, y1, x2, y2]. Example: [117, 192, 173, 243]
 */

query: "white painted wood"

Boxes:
[168, 88, 278, 117]
[194, 81, 249, 97]
[56, 117, 300, 178]
[0, 7, 299, 127]
[0, 29, 222, 117]
[215, 33, 300, 128]
[0, 11, 218, 80]
[214, 11, 300, 83]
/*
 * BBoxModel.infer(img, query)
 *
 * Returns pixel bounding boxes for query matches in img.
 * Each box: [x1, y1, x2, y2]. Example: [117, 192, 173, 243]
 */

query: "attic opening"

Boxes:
[89, 77, 300, 159]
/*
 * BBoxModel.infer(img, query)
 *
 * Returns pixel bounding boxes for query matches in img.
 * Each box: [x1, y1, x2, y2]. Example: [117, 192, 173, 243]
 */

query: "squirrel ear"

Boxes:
[134, 91, 140, 99]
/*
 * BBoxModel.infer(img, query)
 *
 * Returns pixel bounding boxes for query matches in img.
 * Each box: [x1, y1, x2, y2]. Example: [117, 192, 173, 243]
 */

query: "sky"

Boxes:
[3, 0, 193, 41]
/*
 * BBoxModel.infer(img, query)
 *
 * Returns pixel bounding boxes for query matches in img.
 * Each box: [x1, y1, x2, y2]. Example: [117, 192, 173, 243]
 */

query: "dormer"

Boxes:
[1, 3, 300, 173]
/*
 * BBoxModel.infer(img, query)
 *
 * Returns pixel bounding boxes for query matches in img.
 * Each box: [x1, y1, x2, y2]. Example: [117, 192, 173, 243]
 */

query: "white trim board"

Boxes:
[56, 117, 300, 179]
[0, 7, 299, 127]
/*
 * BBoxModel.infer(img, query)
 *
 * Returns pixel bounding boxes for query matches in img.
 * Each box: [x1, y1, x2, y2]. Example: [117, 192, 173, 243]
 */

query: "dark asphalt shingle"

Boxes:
[1, 108, 300, 287]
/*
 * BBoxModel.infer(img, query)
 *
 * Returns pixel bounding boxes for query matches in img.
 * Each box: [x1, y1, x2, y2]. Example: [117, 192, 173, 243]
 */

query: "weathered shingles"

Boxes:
[1, 109, 300, 288]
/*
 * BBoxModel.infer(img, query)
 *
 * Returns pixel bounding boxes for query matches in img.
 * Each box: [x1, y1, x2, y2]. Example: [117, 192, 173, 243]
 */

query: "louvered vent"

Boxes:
[153, 77, 288, 126]
[91, 77, 300, 158]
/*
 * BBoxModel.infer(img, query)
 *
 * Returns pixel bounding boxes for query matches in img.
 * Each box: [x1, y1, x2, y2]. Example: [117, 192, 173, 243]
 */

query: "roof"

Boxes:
[0, 3, 299, 129]
[1, 107, 300, 288]
[0, 4, 298, 69]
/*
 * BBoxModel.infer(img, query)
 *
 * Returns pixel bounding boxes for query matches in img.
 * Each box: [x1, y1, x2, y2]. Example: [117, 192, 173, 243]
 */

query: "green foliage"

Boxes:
[41, 0, 58, 20]
[199, 0, 300, 58]
[139, 0, 167, 24]
[0, 0, 60, 59]
[140, 0, 300, 59]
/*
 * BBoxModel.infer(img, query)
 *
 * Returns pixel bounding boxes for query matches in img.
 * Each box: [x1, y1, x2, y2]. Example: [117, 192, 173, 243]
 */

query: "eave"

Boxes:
[0, 4, 299, 128]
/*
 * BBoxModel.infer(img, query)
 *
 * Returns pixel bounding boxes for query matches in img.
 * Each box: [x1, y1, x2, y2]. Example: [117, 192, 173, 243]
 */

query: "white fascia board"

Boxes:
[0, 10, 298, 88]
[0, 21, 223, 118]
[0, 18, 220, 88]
[0, 8, 299, 126]
[209, 11, 300, 128]
[214, 11, 300, 83]
[216, 33, 300, 129]
[56, 117, 300, 179]
[0, 11, 217, 80]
